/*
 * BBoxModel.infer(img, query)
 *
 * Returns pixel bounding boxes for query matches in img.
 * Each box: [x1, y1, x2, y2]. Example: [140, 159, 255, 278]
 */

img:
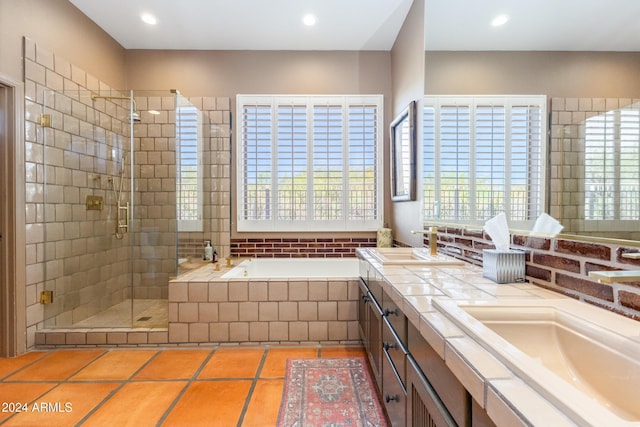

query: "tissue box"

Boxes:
[482, 249, 525, 284]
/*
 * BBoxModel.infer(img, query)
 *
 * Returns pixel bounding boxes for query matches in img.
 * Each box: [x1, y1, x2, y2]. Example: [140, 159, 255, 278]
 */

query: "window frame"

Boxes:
[176, 99, 203, 232]
[583, 104, 640, 230]
[422, 95, 547, 229]
[236, 94, 384, 232]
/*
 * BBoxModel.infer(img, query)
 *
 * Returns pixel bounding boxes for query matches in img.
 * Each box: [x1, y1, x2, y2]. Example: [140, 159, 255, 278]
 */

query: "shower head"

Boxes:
[91, 93, 141, 123]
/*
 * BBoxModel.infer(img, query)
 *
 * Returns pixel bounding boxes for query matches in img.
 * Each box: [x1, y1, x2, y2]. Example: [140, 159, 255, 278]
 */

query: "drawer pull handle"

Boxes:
[383, 342, 396, 351]
[362, 295, 370, 302]
[384, 308, 399, 317]
[385, 394, 399, 403]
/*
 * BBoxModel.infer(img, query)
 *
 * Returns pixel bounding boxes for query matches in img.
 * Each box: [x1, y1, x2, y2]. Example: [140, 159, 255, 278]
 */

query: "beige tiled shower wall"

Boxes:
[24, 37, 133, 337]
[549, 97, 640, 240]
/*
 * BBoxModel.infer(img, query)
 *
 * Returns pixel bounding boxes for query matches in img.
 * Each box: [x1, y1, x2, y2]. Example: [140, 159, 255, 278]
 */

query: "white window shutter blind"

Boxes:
[237, 95, 383, 232]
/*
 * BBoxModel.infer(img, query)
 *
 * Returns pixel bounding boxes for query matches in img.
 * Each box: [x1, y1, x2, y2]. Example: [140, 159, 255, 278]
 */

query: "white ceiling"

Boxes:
[426, 0, 640, 51]
[68, 0, 414, 50]
[69, 0, 640, 52]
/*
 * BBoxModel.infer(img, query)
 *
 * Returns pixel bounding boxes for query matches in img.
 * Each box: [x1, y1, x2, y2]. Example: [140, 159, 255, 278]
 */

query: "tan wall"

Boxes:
[125, 50, 391, 98]
[125, 50, 393, 237]
[425, 51, 640, 98]
[390, 0, 425, 248]
[0, 0, 126, 87]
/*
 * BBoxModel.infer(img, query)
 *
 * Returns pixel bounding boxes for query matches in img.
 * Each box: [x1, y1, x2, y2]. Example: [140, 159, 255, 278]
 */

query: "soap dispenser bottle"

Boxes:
[204, 240, 213, 261]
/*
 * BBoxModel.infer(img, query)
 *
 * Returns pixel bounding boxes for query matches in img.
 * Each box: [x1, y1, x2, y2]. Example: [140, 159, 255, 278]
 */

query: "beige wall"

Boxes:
[125, 50, 391, 99]
[390, 0, 425, 247]
[425, 51, 640, 98]
[0, 0, 126, 87]
[125, 50, 394, 237]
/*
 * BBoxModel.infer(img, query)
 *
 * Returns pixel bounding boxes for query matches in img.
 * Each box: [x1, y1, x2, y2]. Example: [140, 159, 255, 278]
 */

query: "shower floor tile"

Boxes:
[0, 345, 368, 426]
[72, 299, 168, 328]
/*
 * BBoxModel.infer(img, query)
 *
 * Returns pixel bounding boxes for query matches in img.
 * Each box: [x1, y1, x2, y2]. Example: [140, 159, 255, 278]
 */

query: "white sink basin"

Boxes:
[435, 299, 640, 426]
[368, 248, 464, 266]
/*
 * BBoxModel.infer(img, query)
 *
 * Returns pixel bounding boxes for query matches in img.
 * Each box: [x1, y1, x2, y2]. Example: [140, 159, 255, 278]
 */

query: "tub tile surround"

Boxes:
[166, 263, 360, 346]
[419, 227, 640, 321]
[357, 248, 640, 427]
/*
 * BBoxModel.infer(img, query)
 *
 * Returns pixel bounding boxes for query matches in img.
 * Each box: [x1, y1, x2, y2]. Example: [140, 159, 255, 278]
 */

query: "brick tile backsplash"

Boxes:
[419, 226, 640, 321]
[230, 236, 376, 258]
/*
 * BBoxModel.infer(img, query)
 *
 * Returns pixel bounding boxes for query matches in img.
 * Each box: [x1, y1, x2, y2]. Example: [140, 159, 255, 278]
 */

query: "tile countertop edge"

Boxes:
[355, 248, 638, 427]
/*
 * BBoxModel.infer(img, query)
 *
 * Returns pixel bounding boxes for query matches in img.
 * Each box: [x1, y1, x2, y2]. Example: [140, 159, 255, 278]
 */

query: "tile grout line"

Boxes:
[235, 347, 269, 426]
[154, 348, 219, 426]
[73, 349, 164, 426]
[0, 351, 49, 381]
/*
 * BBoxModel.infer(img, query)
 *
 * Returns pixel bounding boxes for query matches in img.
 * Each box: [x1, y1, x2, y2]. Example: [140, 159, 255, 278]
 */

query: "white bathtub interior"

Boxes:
[221, 258, 359, 279]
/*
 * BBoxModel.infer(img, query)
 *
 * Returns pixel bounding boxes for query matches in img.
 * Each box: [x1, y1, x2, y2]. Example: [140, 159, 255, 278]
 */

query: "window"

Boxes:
[585, 104, 640, 222]
[176, 98, 203, 231]
[423, 95, 546, 227]
[237, 95, 383, 231]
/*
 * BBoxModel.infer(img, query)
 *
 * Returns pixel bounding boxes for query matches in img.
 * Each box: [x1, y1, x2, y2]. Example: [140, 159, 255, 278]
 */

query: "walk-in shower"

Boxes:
[39, 88, 229, 332]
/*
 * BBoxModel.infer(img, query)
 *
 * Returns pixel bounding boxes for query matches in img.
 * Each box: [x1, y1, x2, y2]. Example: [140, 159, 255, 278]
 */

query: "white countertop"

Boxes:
[356, 248, 640, 427]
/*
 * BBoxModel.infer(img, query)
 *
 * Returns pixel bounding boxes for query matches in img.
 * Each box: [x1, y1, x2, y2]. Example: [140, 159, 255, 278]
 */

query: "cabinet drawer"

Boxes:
[383, 317, 407, 386]
[382, 345, 407, 427]
[382, 289, 407, 344]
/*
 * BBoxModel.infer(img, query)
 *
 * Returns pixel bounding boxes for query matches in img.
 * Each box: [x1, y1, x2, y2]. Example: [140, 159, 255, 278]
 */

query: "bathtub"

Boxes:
[221, 258, 359, 279]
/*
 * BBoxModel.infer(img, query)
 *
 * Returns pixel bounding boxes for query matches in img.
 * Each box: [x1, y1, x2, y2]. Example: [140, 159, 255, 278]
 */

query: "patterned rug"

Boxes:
[277, 357, 388, 427]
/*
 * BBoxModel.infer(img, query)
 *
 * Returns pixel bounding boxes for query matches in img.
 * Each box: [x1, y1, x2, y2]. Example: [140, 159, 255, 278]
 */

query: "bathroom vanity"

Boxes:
[359, 257, 492, 426]
[356, 248, 640, 427]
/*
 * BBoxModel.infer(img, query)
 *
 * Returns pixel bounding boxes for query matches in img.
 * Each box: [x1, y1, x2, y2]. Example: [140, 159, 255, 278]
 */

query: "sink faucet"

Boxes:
[411, 227, 438, 256]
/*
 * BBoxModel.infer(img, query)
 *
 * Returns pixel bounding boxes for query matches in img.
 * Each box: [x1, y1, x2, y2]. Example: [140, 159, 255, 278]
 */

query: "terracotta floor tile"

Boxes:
[0, 383, 57, 423]
[320, 346, 367, 358]
[260, 347, 318, 378]
[162, 380, 252, 427]
[241, 379, 284, 427]
[134, 349, 210, 380]
[2, 382, 119, 427]
[82, 381, 186, 427]
[70, 349, 157, 380]
[6, 350, 105, 381]
[199, 348, 264, 379]
[0, 352, 47, 379]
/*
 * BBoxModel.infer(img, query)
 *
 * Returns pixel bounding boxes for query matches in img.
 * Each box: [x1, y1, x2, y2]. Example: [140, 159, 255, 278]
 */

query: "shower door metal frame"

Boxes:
[0, 75, 27, 357]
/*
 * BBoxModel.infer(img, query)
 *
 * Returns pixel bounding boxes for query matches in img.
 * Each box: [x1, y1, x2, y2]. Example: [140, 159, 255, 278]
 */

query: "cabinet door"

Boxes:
[406, 356, 457, 427]
[358, 279, 370, 347]
[408, 322, 470, 427]
[368, 296, 383, 388]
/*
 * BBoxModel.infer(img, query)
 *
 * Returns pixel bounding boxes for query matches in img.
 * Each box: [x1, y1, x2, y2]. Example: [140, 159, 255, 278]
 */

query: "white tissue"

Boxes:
[484, 212, 511, 252]
[530, 213, 564, 237]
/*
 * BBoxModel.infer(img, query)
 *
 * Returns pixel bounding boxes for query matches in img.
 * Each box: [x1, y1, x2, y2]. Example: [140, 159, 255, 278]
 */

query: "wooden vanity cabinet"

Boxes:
[358, 276, 383, 387]
[471, 398, 497, 427]
[408, 321, 471, 427]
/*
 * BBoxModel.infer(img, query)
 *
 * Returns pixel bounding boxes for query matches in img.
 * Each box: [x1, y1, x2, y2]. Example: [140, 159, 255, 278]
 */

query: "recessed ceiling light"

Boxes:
[491, 14, 509, 27]
[302, 14, 317, 27]
[141, 13, 157, 25]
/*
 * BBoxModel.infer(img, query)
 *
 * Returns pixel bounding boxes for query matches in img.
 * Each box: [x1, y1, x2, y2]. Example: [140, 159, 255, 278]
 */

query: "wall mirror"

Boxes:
[391, 100, 417, 202]
[423, 1, 640, 240]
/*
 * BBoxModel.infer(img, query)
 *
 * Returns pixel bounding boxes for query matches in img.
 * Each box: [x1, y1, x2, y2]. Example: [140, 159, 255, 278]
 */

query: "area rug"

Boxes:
[277, 357, 388, 427]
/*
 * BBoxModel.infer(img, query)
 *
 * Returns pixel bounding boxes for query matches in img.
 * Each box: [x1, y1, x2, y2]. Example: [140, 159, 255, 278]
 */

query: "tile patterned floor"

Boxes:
[0, 346, 367, 426]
